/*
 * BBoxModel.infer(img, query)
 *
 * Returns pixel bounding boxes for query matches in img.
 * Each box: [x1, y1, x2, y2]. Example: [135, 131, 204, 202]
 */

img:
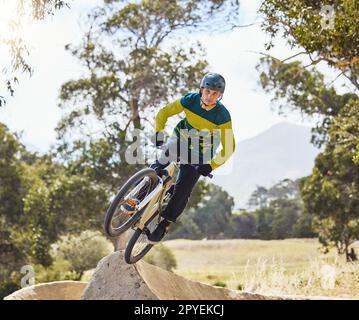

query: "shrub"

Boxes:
[49, 230, 112, 280]
[143, 244, 177, 271]
[213, 281, 227, 288]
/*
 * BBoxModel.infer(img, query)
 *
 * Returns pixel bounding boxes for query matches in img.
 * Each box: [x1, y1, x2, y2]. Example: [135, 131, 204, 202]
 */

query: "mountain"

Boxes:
[211, 122, 321, 209]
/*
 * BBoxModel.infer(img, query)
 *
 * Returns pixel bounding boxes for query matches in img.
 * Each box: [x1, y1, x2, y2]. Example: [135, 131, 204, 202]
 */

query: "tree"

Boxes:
[257, 0, 358, 146]
[0, 122, 110, 297]
[19, 156, 109, 265]
[0, 123, 28, 298]
[248, 179, 301, 209]
[245, 179, 316, 240]
[300, 99, 359, 260]
[55, 0, 240, 189]
[190, 184, 235, 239]
[269, 199, 302, 239]
[168, 182, 234, 239]
[268, 178, 300, 200]
[257, 57, 357, 146]
[259, 0, 359, 90]
[257, 0, 358, 257]
[229, 211, 258, 239]
[255, 207, 274, 240]
[247, 186, 269, 209]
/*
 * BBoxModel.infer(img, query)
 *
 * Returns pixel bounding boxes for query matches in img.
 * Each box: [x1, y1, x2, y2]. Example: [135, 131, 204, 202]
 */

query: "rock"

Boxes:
[81, 250, 157, 300]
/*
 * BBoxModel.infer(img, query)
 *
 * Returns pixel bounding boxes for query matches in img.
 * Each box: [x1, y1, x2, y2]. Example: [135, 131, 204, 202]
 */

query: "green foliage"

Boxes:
[34, 258, 78, 283]
[0, 124, 26, 223]
[234, 179, 316, 240]
[18, 159, 109, 266]
[0, 123, 110, 296]
[168, 178, 314, 240]
[168, 214, 204, 240]
[170, 183, 234, 240]
[258, 0, 359, 258]
[143, 244, 177, 272]
[247, 186, 269, 209]
[257, 57, 357, 146]
[191, 184, 234, 238]
[55, 0, 240, 190]
[212, 280, 226, 287]
[300, 99, 359, 259]
[259, 0, 359, 90]
[248, 179, 301, 210]
[0, 124, 29, 298]
[50, 230, 112, 280]
[229, 211, 258, 239]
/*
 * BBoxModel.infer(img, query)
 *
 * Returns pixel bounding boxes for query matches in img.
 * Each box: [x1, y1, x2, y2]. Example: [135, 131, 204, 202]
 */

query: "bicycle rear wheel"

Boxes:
[103, 168, 158, 237]
[124, 213, 160, 264]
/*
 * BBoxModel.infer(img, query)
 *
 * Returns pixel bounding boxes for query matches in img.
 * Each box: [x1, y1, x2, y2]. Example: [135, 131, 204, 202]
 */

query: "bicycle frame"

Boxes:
[133, 161, 177, 230]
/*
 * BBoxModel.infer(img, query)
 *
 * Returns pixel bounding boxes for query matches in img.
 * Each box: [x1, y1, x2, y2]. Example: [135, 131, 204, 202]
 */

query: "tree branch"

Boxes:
[230, 22, 261, 30]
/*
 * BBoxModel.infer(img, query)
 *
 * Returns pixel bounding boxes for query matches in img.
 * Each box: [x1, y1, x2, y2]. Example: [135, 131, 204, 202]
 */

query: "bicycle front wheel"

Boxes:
[103, 168, 158, 237]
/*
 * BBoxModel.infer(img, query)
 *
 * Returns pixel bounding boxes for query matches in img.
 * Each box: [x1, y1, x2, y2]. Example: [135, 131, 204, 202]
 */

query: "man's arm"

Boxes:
[155, 98, 184, 132]
[209, 121, 236, 170]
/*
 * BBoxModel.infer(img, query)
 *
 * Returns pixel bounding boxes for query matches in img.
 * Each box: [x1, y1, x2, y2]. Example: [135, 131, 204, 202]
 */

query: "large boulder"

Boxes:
[82, 250, 157, 300]
[82, 251, 285, 300]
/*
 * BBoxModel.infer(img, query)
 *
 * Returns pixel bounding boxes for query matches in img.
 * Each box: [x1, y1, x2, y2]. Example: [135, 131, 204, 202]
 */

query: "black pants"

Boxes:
[150, 160, 201, 223]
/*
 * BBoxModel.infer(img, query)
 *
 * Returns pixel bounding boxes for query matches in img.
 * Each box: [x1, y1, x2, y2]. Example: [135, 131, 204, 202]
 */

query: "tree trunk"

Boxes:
[130, 97, 141, 130]
[344, 237, 350, 262]
[76, 271, 84, 281]
[113, 233, 127, 251]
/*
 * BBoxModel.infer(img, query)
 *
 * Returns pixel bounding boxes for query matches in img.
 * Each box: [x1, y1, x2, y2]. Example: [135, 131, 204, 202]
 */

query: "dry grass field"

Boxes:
[163, 238, 359, 299]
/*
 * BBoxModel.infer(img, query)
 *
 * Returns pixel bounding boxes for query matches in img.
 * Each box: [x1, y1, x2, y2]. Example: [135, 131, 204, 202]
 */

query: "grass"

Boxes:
[163, 238, 359, 299]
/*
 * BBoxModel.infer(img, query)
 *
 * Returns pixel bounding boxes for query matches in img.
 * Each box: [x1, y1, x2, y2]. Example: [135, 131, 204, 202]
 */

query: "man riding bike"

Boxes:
[145, 72, 236, 244]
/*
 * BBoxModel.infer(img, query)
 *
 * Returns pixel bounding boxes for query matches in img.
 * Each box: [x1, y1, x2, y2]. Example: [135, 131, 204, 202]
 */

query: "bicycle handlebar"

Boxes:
[156, 144, 213, 179]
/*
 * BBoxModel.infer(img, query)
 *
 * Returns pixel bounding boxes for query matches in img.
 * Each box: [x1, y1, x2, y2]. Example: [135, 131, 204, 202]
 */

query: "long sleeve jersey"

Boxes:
[155, 92, 235, 170]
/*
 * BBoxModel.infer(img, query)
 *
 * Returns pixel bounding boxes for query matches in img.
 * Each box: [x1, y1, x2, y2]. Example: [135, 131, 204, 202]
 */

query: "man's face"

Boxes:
[201, 88, 222, 106]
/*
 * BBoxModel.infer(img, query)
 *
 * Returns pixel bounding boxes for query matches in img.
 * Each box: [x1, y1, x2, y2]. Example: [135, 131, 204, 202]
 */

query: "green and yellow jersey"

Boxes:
[155, 92, 236, 170]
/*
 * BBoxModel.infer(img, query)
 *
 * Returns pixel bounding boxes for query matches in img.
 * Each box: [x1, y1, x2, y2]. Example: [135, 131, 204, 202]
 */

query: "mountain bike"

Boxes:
[103, 148, 213, 264]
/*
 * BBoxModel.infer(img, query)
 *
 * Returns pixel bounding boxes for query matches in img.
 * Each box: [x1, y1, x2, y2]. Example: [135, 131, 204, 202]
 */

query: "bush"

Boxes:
[49, 230, 112, 280]
[34, 258, 78, 283]
[0, 282, 19, 300]
[143, 244, 177, 272]
[212, 281, 226, 288]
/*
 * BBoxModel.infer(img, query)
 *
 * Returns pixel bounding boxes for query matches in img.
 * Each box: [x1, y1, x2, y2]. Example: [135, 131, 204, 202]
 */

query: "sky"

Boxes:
[0, 0, 351, 155]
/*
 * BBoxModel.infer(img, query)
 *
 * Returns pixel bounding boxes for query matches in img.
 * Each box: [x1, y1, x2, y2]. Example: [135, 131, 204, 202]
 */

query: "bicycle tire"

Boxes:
[124, 227, 154, 264]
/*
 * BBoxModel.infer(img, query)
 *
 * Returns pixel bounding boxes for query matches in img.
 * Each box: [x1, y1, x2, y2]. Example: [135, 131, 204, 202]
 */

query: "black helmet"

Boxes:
[200, 73, 225, 93]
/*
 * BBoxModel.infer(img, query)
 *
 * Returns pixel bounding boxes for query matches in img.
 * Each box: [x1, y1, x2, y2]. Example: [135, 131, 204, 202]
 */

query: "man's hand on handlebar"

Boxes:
[196, 164, 213, 177]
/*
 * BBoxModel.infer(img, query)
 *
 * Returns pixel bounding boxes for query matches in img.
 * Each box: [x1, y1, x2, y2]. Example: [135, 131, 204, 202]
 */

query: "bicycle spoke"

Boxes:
[132, 233, 148, 256]
[111, 200, 131, 230]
